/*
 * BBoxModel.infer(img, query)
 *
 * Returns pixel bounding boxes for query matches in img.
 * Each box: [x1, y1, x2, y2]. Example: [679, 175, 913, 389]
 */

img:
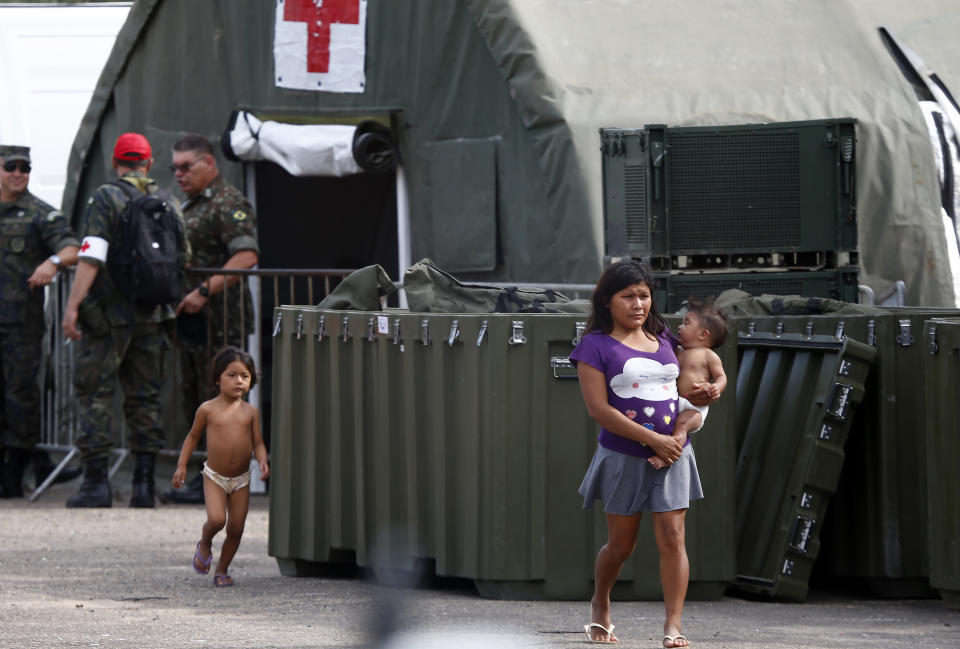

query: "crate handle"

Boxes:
[551, 356, 577, 380]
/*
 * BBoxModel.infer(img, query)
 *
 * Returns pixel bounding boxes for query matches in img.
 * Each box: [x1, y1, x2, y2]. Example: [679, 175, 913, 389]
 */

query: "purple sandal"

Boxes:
[213, 574, 234, 587]
[193, 542, 212, 575]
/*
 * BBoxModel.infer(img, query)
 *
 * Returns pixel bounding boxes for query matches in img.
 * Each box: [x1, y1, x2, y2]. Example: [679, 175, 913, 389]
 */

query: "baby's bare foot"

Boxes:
[648, 456, 667, 470]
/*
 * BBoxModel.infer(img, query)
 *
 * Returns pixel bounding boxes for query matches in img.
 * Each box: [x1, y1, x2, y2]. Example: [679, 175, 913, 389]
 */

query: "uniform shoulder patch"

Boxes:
[232, 210, 248, 221]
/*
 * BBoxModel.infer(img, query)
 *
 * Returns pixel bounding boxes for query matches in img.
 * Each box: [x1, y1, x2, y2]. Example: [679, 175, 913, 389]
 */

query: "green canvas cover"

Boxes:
[714, 289, 889, 317]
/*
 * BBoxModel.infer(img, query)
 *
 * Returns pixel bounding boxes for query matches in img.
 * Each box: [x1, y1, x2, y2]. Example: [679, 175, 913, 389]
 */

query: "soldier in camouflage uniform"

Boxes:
[0, 145, 80, 498]
[162, 133, 259, 504]
[62, 133, 188, 508]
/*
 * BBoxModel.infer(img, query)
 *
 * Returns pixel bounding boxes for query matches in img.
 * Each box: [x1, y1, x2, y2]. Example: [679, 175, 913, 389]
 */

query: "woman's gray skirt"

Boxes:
[579, 444, 704, 515]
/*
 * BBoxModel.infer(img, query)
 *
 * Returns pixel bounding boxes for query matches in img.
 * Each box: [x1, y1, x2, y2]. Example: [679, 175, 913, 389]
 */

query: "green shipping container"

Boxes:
[268, 307, 736, 600]
[923, 318, 960, 610]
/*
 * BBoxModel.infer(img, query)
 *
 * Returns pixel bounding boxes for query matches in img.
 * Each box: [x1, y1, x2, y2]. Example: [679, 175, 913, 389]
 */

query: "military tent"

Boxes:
[64, 0, 960, 306]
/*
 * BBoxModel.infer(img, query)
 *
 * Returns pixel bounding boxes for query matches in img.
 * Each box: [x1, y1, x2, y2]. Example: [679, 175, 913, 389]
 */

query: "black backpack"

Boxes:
[107, 180, 186, 305]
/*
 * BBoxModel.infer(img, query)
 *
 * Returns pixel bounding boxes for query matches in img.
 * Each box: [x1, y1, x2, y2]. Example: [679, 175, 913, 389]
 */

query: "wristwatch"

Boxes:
[48, 254, 62, 269]
[198, 283, 210, 298]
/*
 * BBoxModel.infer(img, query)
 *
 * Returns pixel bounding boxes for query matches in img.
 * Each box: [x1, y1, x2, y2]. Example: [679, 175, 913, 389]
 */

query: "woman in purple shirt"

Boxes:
[571, 261, 720, 647]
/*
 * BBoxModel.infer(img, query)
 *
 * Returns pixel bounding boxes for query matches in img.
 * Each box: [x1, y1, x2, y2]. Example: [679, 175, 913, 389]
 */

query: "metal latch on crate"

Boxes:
[367, 317, 376, 342]
[448, 320, 461, 347]
[572, 321, 586, 347]
[837, 359, 852, 377]
[835, 321, 845, 340]
[896, 319, 914, 346]
[272, 312, 282, 337]
[826, 382, 852, 421]
[550, 356, 578, 380]
[341, 316, 351, 342]
[788, 516, 815, 554]
[392, 319, 401, 345]
[420, 319, 431, 346]
[508, 320, 527, 346]
[295, 313, 304, 340]
[476, 320, 488, 347]
[867, 319, 876, 347]
[316, 315, 327, 342]
[819, 423, 833, 441]
[928, 325, 939, 355]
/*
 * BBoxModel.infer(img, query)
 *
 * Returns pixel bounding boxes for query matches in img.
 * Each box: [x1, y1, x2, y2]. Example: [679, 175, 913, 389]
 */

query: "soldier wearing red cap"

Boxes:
[62, 132, 189, 508]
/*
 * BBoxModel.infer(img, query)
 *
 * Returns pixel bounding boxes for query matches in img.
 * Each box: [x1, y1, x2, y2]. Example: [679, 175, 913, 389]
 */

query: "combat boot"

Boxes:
[32, 450, 83, 489]
[129, 453, 156, 508]
[66, 458, 112, 508]
[0, 448, 29, 498]
[160, 472, 205, 504]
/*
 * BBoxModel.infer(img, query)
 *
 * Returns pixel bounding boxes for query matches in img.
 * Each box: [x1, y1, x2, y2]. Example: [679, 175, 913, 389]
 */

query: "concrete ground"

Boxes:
[2, 456, 958, 649]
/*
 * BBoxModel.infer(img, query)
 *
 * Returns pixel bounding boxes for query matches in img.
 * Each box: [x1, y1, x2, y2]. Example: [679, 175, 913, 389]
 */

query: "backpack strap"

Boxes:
[109, 179, 146, 219]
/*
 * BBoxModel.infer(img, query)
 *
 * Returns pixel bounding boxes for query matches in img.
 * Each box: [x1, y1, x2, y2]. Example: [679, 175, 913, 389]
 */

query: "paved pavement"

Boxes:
[2, 458, 958, 649]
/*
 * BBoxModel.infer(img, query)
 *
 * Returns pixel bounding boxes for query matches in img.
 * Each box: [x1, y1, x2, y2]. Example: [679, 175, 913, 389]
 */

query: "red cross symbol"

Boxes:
[284, 0, 360, 74]
[80, 241, 91, 253]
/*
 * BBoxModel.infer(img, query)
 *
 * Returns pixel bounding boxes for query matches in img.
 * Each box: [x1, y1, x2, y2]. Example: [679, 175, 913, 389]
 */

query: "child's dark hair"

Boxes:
[586, 260, 667, 337]
[211, 346, 258, 389]
[687, 298, 728, 348]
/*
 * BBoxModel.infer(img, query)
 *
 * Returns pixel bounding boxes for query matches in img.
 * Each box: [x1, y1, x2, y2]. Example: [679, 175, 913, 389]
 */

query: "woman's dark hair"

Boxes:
[210, 346, 258, 389]
[586, 260, 666, 337]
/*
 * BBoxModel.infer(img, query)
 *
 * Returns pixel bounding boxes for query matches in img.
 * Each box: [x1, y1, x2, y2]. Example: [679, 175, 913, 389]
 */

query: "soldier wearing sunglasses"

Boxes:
[0, 145, 80, 497]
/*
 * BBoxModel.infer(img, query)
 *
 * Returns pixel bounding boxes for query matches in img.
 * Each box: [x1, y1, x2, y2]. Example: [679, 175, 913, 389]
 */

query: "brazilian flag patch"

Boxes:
[232, 210, 247, 221]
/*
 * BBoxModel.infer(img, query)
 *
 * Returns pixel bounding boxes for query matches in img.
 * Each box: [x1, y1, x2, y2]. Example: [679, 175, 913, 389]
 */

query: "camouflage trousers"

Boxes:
[72, 322, 169, 462]
[177, 341, 212, 434]
[0, 324, 43, 450]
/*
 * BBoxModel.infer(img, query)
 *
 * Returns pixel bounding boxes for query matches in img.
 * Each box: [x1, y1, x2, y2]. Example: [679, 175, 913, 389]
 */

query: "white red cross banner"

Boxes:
[274, 0, 367, 93]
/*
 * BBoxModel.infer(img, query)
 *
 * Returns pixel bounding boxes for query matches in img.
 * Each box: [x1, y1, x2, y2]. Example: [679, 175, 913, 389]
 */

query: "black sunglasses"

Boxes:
[2, 161, 31, 173]
[168, 157, 205, 174]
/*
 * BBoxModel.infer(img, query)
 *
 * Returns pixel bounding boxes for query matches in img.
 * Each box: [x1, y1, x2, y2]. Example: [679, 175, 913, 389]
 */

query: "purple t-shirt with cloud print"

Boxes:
[570, 328, 687, 459]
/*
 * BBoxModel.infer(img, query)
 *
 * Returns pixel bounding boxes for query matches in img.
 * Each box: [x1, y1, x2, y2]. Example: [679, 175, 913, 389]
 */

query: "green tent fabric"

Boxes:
[63, 0, 960, 304]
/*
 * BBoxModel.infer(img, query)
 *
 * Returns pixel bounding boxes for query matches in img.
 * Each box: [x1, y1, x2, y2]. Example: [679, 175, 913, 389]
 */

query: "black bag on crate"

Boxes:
[403, 258, 584, 314]
[107, 180, 186, 305]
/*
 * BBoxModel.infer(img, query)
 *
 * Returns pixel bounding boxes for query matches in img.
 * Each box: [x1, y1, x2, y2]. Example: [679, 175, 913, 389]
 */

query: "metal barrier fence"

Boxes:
[33, 267, 355, 500]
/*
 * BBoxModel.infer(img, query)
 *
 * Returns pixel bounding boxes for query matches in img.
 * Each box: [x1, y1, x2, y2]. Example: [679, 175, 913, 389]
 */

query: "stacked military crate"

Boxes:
[600, 118, 859, 312]
[267, 306, 738, 600]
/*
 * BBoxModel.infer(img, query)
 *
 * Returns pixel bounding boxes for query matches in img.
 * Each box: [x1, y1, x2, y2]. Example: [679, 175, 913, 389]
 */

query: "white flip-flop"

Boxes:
[583, 622, 616, 643]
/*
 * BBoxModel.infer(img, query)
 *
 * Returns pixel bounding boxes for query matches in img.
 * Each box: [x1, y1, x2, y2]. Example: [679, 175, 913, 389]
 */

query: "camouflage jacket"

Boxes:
[182, 174, 259, 335]
[77, 172, 188, 326]
[0, 190, 79, 324]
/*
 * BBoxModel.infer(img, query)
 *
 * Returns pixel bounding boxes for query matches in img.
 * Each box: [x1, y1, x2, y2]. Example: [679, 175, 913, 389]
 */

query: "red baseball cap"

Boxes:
[113, 132, 152, 161]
